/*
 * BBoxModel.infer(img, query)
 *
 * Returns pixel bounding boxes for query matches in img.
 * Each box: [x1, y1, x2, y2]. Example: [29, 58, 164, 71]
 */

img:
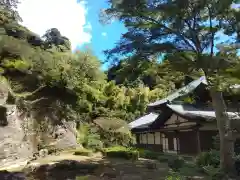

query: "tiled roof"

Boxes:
[130, 76, 240, 130]
[148, 76, 207, 107]
[167, 104, 240, 120]
[129, 104, 240, 130]
[128, 112, 159, 129]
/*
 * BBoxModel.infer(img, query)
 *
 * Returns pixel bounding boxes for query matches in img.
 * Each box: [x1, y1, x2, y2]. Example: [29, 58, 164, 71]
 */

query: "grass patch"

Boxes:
[73, 148, 93, 156]
[165, 162, 206, 180]
[138, 149, 161, 159]
[76, 176, 89, 180]
[103, 146, 139, 160]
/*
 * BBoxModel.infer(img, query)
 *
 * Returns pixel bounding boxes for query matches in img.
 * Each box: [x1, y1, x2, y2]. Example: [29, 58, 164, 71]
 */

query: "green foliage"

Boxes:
[104, 0, 240, 91]
[195, 150, 220, 168]
[213, 134, 220, 150]
[107, 58, 185, 90]
[77, 123, 103, 151]
[168, 157, 185, 172]
[75, 176, 89, 180]
[165, 170, 186, 180]
[234, 155, 240, 175]
[103, 146, 139, 160]
[138, 149, 161, 159]
[202, 165, 224, 180]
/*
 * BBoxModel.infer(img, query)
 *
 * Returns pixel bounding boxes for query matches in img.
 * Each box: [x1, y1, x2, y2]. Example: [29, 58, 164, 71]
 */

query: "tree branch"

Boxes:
[24, 97, 48, 105]
[9, 85, 47, 100]
[183, 6, 203, 54]
[208, 6, 215, 57]
[137, 13, 197, 52]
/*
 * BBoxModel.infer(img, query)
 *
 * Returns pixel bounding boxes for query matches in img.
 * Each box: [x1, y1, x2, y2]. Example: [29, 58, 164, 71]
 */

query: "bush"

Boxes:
[168, 156, 185, 172]
[103, 146, 139, 160]
[73, 148, 93, 156]
[77, 124, 104, 151]
[165, 170, 186, 180]
[195, 150, 220, 168]
[138, 149, 160, 159]
[158, 156, 169, 162]
[202, 165, 224, 180]
[213, 135, 220, 150]
[86, 135, 103, 152]
[234, 155, 240, 175]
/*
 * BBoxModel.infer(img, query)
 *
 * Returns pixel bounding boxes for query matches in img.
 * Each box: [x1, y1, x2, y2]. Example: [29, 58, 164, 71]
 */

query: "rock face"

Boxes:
[0, 79, 33, 166]
[0, 105, 33, 166]
[0, 79, 78, 166]
[51, 121, 78, 150]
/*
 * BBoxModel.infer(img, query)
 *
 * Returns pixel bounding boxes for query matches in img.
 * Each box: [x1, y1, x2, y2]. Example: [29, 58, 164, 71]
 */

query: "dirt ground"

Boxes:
[28, 153, 169, 180]
[1, 152, 205, 180]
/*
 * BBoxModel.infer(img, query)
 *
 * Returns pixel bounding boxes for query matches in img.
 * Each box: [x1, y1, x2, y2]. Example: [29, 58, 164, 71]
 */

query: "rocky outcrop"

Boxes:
[50, 121, 78, 150]
[0, 104, 33, 166]
[0, 79, 33, 166]
[0, 78, 78, 167]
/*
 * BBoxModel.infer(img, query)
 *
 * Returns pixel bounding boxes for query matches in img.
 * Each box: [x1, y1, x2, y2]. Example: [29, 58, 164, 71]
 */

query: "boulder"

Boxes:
[50, 121, 78, 150]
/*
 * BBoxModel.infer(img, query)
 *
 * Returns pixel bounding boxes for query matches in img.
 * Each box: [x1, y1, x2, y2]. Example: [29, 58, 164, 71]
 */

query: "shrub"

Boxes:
[158, 156, 169, 162]
[213, 135, 220, 150]
[165, 170, 186, 180]
[103, 146, 139, 160]
[195, 150, 220, 168]
[86, 134, 103, 151]
[77, 123, 104, 151]
[73, 148, 93, 156]
[168, 156, 185, 172]
[178, 162, 203, 177]
[138, 149, 160, 159]
[202, 165, 224, 180]
[234, 155, 240, 175]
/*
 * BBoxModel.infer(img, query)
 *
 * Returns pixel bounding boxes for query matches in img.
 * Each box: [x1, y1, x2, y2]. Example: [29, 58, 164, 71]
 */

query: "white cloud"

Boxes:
[101, 32, 107, 37]
[18, 0, 92, 49]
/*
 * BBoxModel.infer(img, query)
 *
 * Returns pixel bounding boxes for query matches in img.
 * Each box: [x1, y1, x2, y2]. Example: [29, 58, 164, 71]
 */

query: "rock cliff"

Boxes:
[0, 79, 78, 167]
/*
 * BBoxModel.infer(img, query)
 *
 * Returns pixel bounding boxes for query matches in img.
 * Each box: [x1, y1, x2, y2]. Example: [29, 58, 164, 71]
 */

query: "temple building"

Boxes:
[129, 76, 240, 155]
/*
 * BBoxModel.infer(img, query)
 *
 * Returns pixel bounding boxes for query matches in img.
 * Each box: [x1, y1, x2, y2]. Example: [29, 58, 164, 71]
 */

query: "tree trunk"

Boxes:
[210, 89, 235, 174]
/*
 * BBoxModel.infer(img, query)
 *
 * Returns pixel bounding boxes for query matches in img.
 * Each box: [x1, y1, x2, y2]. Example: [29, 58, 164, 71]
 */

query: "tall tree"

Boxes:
[104, 0, 240, 175]
[42, 28, 71, 52]
[0, 0, 21, 22]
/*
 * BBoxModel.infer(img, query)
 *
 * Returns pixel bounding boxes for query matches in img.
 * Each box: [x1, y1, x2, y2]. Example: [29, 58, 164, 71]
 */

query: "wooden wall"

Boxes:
[135, 132, 163, 152]
[134, 113, 218, 155]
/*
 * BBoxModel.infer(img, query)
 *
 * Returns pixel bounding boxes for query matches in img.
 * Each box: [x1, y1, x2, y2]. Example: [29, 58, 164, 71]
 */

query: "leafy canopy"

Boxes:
[104, 0, 240, 81]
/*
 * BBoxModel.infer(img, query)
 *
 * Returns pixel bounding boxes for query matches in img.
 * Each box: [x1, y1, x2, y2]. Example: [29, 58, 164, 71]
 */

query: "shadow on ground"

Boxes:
[0, 157, 169, 180]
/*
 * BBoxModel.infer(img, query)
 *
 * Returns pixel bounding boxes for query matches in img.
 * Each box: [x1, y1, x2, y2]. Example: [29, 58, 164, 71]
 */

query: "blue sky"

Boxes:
[80, 0, 127, 65]
[17, 0, 126, 69]
[16, 0, 240, 70]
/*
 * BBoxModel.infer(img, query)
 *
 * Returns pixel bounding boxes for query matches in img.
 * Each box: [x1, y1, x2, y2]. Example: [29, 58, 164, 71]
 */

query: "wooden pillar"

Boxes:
[146, 132, 148, 145]
[153, 132, 156, 144]
[175, 130, 180, 154]
[196, 127, 201, 154]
